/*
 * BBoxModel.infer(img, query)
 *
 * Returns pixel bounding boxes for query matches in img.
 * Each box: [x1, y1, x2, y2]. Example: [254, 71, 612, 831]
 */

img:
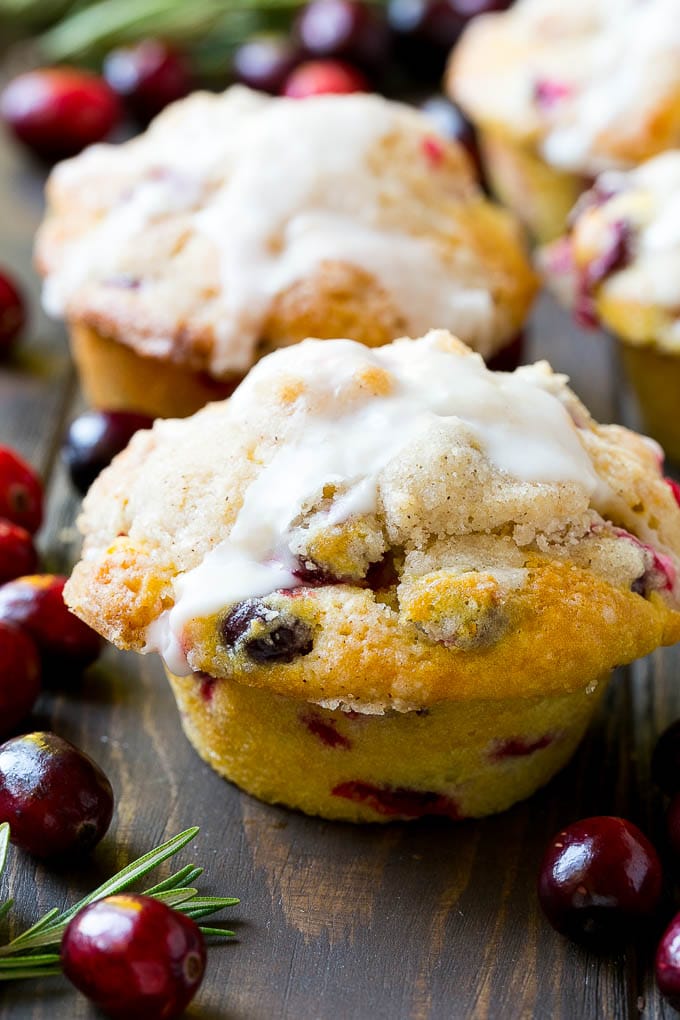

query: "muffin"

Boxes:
[447, 0, 680, 242]
[64, 329, 680, 823]
[34, 86, 537, 419]
[541, 152, 680, 460]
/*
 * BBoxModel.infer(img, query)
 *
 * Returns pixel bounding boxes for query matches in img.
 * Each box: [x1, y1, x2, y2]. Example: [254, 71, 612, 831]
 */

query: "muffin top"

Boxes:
[35, 86, 536, 377]
[65, 329, 680, 711]
[541, 151, 680, 351]
[448, 0, 680, 176]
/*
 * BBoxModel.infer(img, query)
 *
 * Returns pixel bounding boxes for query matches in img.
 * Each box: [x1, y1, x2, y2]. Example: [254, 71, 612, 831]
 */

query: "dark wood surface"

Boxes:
[2, 117, 680, 1020]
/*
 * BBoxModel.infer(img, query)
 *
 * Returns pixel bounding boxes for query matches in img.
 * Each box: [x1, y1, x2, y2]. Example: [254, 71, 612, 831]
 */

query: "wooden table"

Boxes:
[2, 120, 680, 1020]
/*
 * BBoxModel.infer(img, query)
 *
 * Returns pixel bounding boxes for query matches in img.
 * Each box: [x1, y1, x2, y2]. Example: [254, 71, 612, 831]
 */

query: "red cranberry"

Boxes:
[0, 446, 43, 534]
[388, 0, 466, 79]
[0, 732, 113, 857]
[295, 0, 391, 73]
[282, 59, 368, 98]
[62, 410, 154, 495]
[418, 94, 480, 173]
[0, 574, 102, 671]
[665, 477, 680, 508]
[103, 40, 191, 123]
[0, 519, 37, 584]
[221, 597, 314, 663]
[0, 68, 121, 160]
[652, 720, 680, 795]
[582, 220, 632, 291]
[332, 780, 461, 819]
[657, 913, 680, 1010]
[0, 268, 26, 356]
[537, 816, 663, 948]
[61, 894, 205, 1020]
[233, 34, 302, 94]
[0, 623, 41, 740]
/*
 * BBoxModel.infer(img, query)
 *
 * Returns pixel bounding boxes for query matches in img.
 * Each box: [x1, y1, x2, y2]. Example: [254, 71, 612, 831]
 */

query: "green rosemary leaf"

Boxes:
[3, 908, 60, 950]
[178, 896, 240, 909]
[178, 866, 205, 887]
[143, 863, 200, 896]
[198, 926, 236, 937]
[0, 824, 9, 882]
[0, 953, 61, 969]
[0, 965, 63, 981]
[146, 888, 199, 908]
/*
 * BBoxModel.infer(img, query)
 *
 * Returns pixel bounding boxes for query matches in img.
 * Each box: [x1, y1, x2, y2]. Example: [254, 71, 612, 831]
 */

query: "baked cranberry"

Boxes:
[533, 78, 573, 109]
[221, 597, 314, 663]
[0, 732, 113, 857]
[62, 410, 154, 495]
[0, 574, 102, 671]
[652, 720, 680, 795]
[0, 519, 37, 584]
[61, 894, 205, 1020]
[233, 34, 301, 94]
[0, 446, 43, 534]
[665, 477, 680, 508]
[657, 913, 680, 1009]
[295, 0, 391, 73]
[0, 623, 41, 740]
[537, 816, 663, 947]
[332, 780, 461, 819]
[0, 268, 26, 357]
[418, 94, 480, 173]
[103, 40, 191, 123]
[282, 59, 368, 98]
[582, 220, 632, 291]
[0, 68, 121, 160]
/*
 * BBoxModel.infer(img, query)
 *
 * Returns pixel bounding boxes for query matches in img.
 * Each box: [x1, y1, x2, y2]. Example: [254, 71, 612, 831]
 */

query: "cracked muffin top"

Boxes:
[541, 151, 680, 351]
[65, 330, 680, 711]
[34, 86, 537, 378]
[448, 0, 680, 176]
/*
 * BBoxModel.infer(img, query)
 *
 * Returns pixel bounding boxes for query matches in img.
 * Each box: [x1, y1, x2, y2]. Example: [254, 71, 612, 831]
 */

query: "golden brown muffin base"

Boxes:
[166, 664, 610, 822]
[619, 342, 680, 462]
[70, 323, 240, 419]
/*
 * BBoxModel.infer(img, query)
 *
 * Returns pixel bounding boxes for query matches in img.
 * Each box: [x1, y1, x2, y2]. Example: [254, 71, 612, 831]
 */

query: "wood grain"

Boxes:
[2, 116, 680, 1020]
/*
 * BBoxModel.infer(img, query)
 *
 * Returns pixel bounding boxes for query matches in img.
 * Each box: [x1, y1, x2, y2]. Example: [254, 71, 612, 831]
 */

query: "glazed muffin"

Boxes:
[447, 0, 680, 242]
[34, 86, 537, 419]
[64, 329, 680, 823]
[541, 152, 680, 460]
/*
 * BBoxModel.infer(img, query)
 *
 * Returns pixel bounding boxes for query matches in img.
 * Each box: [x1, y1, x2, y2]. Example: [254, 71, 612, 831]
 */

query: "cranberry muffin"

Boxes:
[35, 86, 536, 418]
[64, 330, 680, 822]
[541, 152, 680, 460]
[447, 0, 680, 242]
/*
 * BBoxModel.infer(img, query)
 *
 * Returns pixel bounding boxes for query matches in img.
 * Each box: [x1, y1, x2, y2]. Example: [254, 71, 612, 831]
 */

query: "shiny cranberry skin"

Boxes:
[0, 68, 121, 160]
[0, 519, 37, 584]
[0, 575, 102, 671]
[0, 732, 113, 857]
[0, 446, 43, 534]
[233, 34, 301, 93]
[652, 720, 680, 795]
[657, 912, 680, 1009]
[103, 40, 191, 123]
[0, 269, 26, 356]
[0, 623, 41, 740]
[61, 894, 206, 1020]
[295, 0, 391, 72]
[283, 58, 368, 97]
[388, 0, 466, 78]
[537, 816, 663, 948]
[63, 410, 154, 495]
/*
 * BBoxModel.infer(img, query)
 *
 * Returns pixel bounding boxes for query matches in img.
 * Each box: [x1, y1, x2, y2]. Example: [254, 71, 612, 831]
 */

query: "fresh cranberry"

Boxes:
[282, 59, 368, 98]
[62, 410, 154, 495]
[0, 623, 41, 740]
[232, 34, 302, 94]
[652, 720, 680, 795]
[0, 519, 37, 584]
[295, 0, 391, 73]
[0, 269, 26, 356]
[103, 40, 191, 123]
[0, 446, 43, 534]
[388, 0, 466, 79]
[221, 597, 314, 663]
[332, 780, 461, 819]
[537, 816, 663, 947]
[61, 894, 205, 1020]
[0, 68, 121, 160]
[418, 95, 480, 172]
[0, 574, 102, 671]
[656, 913, 680, 1010]
[0, 732, 113, 857]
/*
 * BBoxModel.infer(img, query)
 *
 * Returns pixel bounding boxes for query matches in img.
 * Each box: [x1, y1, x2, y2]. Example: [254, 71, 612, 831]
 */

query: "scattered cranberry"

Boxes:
[0, 732, 113, 857]
[0, 519, 37, 584]
[103, 40, 191, 123]
[61, 894, 205, 1020]
[418, 94, 480, 173]
[0, 446, 43, 534]
[537, 816, 663, 947]
[652, 720, 680, 796]
[0, 574, 102, 671]
[62, 410, 154, 495]
[233, 34, 301, 94]
[388, 0, 467, 79]
[0, 269, 26, 357]
[657, 912, 680, 1009]
[282, 59, 368, 98]
[221, 597, 314, 663]
[295, 0, 391, 73]
[0, 623, 41, 740]
[0, 68, 121, 160]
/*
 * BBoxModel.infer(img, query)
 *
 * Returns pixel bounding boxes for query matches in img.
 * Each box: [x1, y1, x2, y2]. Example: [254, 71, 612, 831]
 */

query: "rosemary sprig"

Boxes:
[0, 823, 238, 981]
